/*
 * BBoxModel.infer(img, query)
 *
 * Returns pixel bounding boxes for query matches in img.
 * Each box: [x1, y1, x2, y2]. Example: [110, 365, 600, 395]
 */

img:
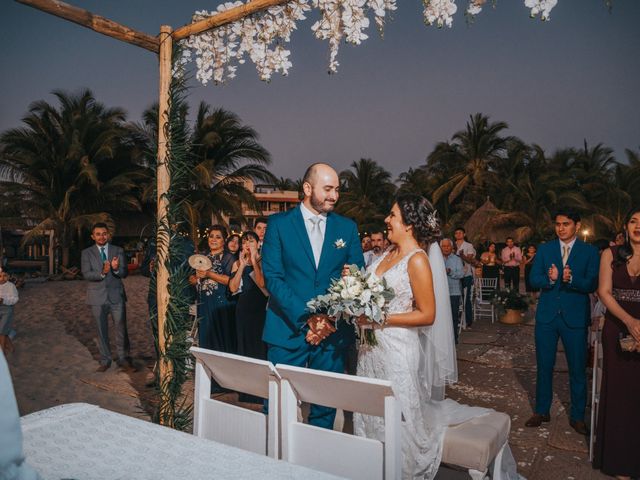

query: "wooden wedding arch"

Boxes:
[16, 0, 293, 426]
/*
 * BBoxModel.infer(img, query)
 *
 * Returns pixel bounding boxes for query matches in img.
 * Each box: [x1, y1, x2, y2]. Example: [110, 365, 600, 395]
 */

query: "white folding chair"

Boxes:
[190, 347, 280, 458]
[277, 364, 401, 480]
[473, 277, 497, 324]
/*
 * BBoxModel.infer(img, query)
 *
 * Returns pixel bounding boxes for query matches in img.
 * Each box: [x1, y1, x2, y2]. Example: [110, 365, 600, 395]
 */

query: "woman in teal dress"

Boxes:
[190, 225, 236, 355]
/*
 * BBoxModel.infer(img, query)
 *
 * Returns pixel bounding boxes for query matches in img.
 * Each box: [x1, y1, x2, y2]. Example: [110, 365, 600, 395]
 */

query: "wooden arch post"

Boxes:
[157, 25, 173, 424]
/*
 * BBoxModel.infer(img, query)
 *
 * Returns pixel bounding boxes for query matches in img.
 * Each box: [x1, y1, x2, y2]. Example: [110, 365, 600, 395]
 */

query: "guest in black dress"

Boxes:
[593, 207, 640, 479]
[189, 225, 236, 355]
[229, 231, 268, 361]
[480, 242, 500, 282]
[524, 245, 539, 295]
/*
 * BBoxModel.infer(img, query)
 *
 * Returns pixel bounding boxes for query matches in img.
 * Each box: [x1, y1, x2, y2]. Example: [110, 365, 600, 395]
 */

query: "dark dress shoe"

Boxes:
[96, 364, 110, 372]
[525, 413, 551, 427]
[569, 419, 589, 435]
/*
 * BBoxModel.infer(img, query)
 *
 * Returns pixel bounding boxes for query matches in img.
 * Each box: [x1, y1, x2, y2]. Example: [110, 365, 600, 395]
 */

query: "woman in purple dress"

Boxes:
[593, 206, 640, 480]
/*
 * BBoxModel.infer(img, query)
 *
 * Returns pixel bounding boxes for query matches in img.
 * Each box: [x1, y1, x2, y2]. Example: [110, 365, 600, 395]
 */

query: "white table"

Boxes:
[21, 403, 343, 480]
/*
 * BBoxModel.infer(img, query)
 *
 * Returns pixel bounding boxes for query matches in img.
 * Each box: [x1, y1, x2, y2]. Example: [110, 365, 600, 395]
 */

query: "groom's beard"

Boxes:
[373, 247, 382, 255]
[310, 193, 337, 213]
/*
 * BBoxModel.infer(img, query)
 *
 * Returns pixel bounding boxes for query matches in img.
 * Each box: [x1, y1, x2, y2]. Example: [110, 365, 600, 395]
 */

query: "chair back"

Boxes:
[190, 347, 279, 458]
[276, 364, 401, 480]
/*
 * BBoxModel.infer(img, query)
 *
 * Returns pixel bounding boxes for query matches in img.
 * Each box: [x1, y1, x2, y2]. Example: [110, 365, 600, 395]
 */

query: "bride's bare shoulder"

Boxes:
[407, 249, 431, 272]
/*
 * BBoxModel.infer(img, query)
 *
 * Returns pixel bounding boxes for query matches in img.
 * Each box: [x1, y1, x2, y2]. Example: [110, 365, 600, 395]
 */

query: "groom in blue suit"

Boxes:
[526, 210, 599, 435]
[262, 163, 364, 429]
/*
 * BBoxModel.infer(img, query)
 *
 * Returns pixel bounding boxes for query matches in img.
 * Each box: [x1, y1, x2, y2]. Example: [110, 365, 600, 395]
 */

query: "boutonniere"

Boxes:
[334, 239, 346, 249]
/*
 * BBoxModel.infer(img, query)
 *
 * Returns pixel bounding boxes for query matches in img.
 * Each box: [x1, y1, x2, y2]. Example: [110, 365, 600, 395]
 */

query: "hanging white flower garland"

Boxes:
[179, 0, 563, 85]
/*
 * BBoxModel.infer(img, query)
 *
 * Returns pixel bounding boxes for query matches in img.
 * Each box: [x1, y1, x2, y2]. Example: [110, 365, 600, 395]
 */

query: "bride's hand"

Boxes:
[356, 314, 372, 326]
[341, 264, 350, 277]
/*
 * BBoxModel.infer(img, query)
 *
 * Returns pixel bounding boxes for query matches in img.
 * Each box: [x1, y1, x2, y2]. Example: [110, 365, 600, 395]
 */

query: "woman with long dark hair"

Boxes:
[225, 234, 241, 261]
[355, 194, 519, 479]
[593, 207, 640, 479]
[229, 231, 268, 361]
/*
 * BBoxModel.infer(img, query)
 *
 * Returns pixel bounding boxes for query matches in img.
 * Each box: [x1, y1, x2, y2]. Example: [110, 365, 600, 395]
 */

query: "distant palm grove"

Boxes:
[1, 90, 638, 266]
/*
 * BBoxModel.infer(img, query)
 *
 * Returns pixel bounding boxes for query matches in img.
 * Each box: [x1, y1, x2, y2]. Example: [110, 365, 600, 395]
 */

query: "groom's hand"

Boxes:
[306, 314, 336, 345]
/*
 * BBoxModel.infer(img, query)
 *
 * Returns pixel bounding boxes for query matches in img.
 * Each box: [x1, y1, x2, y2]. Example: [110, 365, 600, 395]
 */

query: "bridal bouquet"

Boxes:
[306, 264, 395, 346]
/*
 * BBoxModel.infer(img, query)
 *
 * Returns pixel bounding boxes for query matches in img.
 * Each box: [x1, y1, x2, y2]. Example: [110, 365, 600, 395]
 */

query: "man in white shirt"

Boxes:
[364, 230, 385, 268]
[0, 270, 19, 353]
[454, 227, 477, 328]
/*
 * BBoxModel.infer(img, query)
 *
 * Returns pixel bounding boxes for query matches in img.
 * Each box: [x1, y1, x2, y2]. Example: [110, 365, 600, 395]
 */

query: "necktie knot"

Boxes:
[309, 216, 324, 231]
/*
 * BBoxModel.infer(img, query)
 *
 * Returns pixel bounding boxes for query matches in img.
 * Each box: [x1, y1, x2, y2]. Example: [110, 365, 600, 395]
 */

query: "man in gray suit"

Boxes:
[81, 223, 131, 372]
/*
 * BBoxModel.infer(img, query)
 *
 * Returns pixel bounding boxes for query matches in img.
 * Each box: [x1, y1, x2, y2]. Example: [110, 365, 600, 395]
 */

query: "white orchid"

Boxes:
[180, 0, 563, 84]
[524, 0, 558, 21]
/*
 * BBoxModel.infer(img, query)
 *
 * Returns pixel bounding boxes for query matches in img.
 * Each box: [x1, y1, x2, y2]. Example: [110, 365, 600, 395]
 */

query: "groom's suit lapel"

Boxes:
[291, 207, 316, 270]
[317, 213, 337, 273]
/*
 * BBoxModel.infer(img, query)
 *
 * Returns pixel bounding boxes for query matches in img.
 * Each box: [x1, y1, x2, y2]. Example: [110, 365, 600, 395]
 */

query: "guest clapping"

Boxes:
[229, 231, 268, 362]
[441, 239, 464, 344]
[189, 225, 236, 356]
[593, 207, 640, 479]
[480, 242, 500, 284]
[501, 237, 522, 291]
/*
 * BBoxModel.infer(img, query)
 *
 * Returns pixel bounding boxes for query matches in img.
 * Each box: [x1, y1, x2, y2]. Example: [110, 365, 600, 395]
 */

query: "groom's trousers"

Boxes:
[267, 343, 346, 429]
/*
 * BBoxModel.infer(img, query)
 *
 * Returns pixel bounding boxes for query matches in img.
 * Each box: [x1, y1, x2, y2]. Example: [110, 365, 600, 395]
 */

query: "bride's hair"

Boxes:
[395, 194, 442, 247]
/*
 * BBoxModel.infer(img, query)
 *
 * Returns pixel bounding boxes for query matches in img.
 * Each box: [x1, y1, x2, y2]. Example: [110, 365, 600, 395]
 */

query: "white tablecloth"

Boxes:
[21, 403, 342, 480]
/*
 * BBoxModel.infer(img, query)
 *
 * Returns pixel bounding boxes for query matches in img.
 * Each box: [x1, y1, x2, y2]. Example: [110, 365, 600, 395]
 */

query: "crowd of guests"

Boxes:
[1, 201, 637, 479]
[187, 218, 269, 400]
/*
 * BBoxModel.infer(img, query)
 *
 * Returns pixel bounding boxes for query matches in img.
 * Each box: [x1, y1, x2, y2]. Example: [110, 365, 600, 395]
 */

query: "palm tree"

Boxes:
[0, 89, 142, 267]
[135, 102, 275, 241]
[428, 113, 513, 209]
[487, 146, 590, 241]
[593, 147, 640, 236]
[336, 158, 396, 232]
[275, 177, 303, 196]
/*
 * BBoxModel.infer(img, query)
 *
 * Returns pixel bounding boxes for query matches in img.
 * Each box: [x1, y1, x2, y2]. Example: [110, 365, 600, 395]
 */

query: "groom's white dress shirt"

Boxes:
[300, 203, 327, 268]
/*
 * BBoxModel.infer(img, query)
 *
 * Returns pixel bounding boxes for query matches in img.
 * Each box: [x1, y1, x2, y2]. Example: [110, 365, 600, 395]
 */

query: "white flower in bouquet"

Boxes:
[306, 264, 395, 345]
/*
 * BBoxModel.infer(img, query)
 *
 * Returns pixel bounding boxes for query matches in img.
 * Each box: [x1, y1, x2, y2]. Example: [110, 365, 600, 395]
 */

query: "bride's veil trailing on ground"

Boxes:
[418, 241, 459, 402]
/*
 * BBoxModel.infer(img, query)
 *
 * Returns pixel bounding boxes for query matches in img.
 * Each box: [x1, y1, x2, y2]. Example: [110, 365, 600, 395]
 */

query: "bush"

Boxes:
[490, 289, 531, 312]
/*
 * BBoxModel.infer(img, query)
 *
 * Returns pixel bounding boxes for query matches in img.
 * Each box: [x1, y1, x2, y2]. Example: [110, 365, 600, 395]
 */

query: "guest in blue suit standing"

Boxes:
[262, 163, 364, 429]
[525, 209, 599, 435]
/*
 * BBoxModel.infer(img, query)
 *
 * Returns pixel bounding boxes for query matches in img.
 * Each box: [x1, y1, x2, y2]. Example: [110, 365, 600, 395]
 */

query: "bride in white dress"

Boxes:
[354, 194, 519, 480]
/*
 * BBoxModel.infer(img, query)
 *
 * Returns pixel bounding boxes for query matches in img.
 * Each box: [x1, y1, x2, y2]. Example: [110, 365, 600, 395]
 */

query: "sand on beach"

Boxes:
[7, 275, 156, 418]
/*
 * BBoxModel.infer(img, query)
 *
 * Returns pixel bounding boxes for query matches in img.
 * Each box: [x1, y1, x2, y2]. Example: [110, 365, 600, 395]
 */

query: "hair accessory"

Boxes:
[426, 211, 439, 231]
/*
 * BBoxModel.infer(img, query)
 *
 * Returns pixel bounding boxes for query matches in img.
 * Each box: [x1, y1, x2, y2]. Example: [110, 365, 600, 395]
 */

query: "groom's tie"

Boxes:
[309, 217, 324, 268]
[100, 246, 107, 262]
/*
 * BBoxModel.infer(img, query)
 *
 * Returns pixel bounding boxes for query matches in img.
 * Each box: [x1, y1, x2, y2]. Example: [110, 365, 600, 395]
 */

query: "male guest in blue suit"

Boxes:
[262, 163, 364, 429]
[525, 210, 599, 435]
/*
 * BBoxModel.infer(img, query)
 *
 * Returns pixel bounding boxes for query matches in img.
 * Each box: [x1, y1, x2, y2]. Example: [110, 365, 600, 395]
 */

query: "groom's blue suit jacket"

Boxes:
[262, 206, 364, 350]
[529, 239, 599, 328]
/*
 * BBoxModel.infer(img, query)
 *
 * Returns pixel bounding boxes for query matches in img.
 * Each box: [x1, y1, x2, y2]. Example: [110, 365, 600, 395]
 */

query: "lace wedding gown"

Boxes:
[354, 246, 519, 480]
